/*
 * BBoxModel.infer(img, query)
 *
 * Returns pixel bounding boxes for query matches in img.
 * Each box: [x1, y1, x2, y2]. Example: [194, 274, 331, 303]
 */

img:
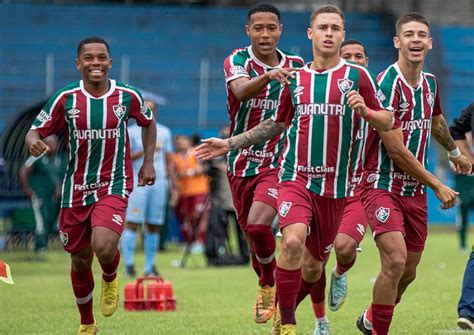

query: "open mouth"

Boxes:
[409, 46, 423, 53]
[323, 40, 334, 47]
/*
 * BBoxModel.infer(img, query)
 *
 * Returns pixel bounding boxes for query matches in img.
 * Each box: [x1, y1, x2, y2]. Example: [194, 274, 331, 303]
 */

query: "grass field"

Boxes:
[0, 227, 472, 334]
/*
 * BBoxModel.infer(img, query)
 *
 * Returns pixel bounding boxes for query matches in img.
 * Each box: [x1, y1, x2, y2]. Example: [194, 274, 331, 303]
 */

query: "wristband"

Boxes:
[362, 109, 374, 121]
[447, 147, 461, 158]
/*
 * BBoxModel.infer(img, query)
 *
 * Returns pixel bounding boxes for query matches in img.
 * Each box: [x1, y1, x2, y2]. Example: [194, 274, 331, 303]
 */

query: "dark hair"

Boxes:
[247, 3, 281, 22]
[310, 5, 344, 26]
[77, 37, 110, 57]
[396, 12, 430, 36]
[341, 39, 368, 58]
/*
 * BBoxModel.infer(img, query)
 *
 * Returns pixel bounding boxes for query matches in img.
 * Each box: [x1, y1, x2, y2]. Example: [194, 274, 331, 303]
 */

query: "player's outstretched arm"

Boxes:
[25, 130, 50, 157]
[195, 118, 287, 160]
[230, 68, 297, 102]
[138, 120, 157, 187]
[346, 90, 393, 131]
[432, 114, 472, 175]
[379, 127, 458, 209]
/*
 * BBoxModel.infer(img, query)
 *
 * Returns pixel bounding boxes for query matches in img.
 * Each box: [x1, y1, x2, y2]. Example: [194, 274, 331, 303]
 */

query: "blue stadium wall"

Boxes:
[1, 3, 473, 224]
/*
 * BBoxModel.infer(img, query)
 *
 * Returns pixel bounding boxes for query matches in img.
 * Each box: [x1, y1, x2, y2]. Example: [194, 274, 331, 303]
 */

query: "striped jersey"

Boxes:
[224, 46, 304, 177]
[279, 59, 391, 199]
[31, 79, 153, 208]
[361, 63, 442, 196]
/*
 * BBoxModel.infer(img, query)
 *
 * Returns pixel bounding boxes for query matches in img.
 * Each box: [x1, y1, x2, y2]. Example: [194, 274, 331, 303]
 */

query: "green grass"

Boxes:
[0, 228, 471, 334]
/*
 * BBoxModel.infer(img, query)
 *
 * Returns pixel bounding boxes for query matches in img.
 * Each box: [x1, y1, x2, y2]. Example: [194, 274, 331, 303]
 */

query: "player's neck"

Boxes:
[310, 53, 340, 71]
[252, 48, 280, 67]
[397, 58, 424, 88]
[83, 79, 111, 97]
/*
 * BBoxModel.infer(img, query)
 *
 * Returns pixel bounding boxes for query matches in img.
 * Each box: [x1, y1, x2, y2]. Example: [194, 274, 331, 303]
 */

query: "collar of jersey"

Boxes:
[79, 79, 116, 99]
[248, 46, 286, 70]
[393, 62, 424, 91]
[303, 58, 345, 75]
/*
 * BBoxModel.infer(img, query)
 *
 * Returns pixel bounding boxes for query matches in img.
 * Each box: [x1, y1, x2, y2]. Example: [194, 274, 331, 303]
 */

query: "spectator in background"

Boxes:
[121, 98, 177, 277]
[206, 126, 249, 264]
[449, 102, 474, 330]
[173, 134, 209, 253]
[19, 135, 65, 254]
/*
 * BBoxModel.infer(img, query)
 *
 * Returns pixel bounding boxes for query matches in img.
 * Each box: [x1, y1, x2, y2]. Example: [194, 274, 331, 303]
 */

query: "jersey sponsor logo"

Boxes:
[426, 92, 434, 107]
[375, 89, 387, 103]
[324, 244, 334, 254]
[59, 231, 68, 246]
[72, 129, 121, 140]
[279, 201, 292, 217]
[367, 173, 378, 183]
[268, 188, 278, 199]
[229, 65, 247, 76]
[37, 110, 52, 124]
[245, 98, 280, 110]
[112, 214, 123, 226]
[401, 119, 430, 131]
[296, 103, 346, 116]
[293, 86, 304, 97]
[337, 78, 354, 94]
[113, 104, 126, 119]
[241, 148, 273, 164]
[74, 181, 110, 195]
[357, 223, 365, 236]
[375, 207, 390, 223]
[297, 165, 334, 179]
[67, 108, 81, 119]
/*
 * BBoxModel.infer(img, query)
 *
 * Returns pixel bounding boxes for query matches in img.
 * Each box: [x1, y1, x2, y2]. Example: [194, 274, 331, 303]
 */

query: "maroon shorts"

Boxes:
[360, 188, 428, 252]
[277, 181, 346, 262]
[338, 195, 368, 245]
[59, 195, 128, 254]
[174, 194, 208, 225]
[227, 169, 278, 232]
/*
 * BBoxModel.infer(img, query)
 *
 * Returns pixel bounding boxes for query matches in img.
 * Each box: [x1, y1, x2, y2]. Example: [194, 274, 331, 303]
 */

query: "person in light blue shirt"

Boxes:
[122, 98, 176, 277]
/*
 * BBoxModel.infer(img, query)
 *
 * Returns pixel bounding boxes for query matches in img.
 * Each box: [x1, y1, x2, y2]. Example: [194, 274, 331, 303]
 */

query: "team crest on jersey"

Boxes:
[375, 207, 390, 223]
[67, 108, 81, 119]
[337, 78, 354, 94]
[113, 104, 127, 119]
[426, 92, 434, 107]
[279, 201, 292, 217]
[141, 105, 153, 120]
[59, 231, 68, 246]
[293, 86, 305, 97]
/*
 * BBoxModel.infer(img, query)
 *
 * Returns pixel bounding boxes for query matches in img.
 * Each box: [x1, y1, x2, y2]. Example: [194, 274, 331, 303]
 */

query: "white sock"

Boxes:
[317, 316, 329, 324]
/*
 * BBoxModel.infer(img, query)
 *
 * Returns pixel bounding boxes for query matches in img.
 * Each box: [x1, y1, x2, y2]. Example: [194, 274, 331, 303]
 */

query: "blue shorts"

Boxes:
[126, 178, 169, 225]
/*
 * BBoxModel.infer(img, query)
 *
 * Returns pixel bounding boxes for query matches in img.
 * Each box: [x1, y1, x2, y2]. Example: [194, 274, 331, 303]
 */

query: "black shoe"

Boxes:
[356, 311, 372, 335]
[143, 266, 160, 277]
[458, 315, 474, 330]
[124, 264, 136, 278]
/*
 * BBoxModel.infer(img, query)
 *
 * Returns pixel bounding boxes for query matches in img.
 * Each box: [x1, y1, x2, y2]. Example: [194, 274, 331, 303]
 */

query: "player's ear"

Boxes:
[428, 37, 433, 50]
[307, 27, 312, 40]
[279, 24, 283, 33]
[393, 36, 400, 49]
[75, 58, 81, 71]
[109, 58, 112, 68]
[245, 25, 250, 36]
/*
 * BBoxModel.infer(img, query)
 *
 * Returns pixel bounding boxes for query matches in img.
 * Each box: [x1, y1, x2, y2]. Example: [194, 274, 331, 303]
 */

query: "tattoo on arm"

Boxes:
[228, 118, 285, 150]
[433, 116, 457, 151]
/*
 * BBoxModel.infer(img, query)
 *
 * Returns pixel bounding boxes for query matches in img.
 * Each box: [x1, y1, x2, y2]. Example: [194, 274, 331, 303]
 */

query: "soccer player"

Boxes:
[356, 14, 471, 335]
[25, 37, 157, 335]
[449, 102, 474, 330]
[121, 98, 176, 277]
[220, 2, 303, 323]
[301, 39, 371, 335]
[198, 6, 394, 334]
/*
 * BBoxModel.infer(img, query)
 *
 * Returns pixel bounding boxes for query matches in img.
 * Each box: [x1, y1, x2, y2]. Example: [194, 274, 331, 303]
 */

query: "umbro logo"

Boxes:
[399, 101, 410, 111]
[112, 214, 123, 226]
[356, 223, 365, 236]
[324, 244, 334, 254]
[293, 86, 304, 97]
[68, 108, 80, 119]
[268, 188, 278, 199]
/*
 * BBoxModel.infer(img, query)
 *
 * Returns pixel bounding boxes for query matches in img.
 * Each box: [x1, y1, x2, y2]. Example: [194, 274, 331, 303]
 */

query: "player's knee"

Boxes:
[384, 256, 406, 279]
[94, 242, 117, 263]
[71, 249, 93, 272]
[281, 236, 304, 261]
[401, 268, 417, 285]
[334, 237, 357, 260]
